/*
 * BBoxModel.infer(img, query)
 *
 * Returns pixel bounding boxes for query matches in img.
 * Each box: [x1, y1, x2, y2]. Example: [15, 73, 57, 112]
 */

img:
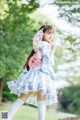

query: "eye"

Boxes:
[47, 32, 50, 34]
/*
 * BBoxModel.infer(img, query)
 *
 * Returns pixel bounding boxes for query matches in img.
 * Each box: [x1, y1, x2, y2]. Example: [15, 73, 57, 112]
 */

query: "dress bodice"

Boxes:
[37, 41, 56, 80]
[38, 41, 54, 65]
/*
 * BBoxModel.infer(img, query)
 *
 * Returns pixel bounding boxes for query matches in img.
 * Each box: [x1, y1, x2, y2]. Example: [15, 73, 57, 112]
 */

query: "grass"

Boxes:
[0, 102, 67, 120]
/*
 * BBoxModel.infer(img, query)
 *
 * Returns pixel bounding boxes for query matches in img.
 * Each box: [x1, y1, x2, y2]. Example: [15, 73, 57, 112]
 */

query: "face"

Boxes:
[43, 29, 54, 43]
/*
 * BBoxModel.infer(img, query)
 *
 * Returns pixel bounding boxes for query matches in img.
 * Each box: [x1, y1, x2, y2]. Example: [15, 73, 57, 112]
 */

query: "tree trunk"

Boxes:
[0, 78, 4, 103]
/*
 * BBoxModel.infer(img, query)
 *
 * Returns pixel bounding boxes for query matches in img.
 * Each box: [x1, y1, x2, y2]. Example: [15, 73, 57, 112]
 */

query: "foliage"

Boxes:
[1, 2, 80, 116]
[0, 0, 62, 102]
[0, 0, 45, 102]
[2, 84, 17, 102]
[0, 0, 39, 82]
[59, 85, 80, 114]
[52, 1, 80, 85]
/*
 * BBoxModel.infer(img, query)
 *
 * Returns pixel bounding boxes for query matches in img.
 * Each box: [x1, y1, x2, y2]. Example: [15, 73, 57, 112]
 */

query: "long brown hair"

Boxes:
[24, 49, 35, 70]
[24, 25, 53, 70]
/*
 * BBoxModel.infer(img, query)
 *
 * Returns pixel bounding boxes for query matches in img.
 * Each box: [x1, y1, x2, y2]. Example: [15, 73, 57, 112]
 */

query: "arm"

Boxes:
[50, 42, 56, 65]
[50, 42, 56, 54]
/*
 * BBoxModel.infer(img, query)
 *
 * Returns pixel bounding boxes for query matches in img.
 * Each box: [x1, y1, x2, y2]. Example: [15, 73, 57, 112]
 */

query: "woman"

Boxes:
[7, 25, 58, 120]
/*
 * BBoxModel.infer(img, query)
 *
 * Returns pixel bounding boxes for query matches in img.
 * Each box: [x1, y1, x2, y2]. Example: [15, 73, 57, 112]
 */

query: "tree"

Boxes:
[50, 0, 80, 85]
[0, 78, 4, 103]
[0, 0, 39, 102]
[0, 0, 55, 102]
[59, 85, 80, 114]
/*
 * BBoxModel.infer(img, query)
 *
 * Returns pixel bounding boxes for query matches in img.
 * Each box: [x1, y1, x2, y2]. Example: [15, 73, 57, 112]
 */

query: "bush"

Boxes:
[2, 84, 17, 102]
[59, 85, 80, 114]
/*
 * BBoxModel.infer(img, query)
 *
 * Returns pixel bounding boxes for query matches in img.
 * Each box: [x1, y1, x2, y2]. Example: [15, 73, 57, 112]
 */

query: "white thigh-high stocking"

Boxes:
[7, 98, 24, 120]
[37, 100, 46, 120]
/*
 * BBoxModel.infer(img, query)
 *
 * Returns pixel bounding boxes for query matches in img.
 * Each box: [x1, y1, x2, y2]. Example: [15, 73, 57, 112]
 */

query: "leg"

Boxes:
[8, 92, 33, 120]
[37, 90, 46, 120]
[19, 92, 33, 102]
[37, 90, 46, 101]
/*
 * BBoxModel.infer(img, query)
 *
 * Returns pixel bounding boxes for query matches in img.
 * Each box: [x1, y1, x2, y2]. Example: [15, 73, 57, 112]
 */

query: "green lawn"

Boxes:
[0, 102, 67, 120]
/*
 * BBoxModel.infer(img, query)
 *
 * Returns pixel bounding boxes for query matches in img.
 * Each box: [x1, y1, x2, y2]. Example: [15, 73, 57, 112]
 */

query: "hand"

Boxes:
[50, 41, 56, 53]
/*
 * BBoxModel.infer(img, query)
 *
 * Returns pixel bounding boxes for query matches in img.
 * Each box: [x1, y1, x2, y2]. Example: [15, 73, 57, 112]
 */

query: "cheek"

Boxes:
[45, 34, 49, 38]
[43, 34, 50, 41]
[48, 35, 53, 40]
[47, 35, 51, 40]
[43, 34, 47, 40]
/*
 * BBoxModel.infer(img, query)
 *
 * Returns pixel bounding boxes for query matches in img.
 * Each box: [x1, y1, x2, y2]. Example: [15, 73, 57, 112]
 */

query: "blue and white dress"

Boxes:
[7, 41, 58, 105]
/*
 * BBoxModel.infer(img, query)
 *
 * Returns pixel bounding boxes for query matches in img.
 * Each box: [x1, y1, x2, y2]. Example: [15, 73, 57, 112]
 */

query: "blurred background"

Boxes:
[0, 0, 80, 119]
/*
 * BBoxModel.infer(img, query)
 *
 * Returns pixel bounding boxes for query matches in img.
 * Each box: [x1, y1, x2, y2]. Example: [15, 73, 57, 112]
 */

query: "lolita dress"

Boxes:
[7, 29, 58, 105]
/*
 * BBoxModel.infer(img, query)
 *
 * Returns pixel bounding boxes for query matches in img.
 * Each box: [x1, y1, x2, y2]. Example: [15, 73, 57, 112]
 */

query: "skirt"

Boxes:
[7, 67, 58, 105]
